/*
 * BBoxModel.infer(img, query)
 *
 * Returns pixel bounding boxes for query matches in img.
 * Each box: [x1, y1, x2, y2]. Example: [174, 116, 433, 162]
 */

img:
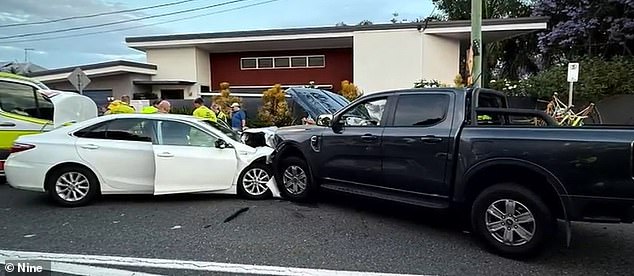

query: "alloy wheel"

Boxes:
[282, 165, 307, 195]
[485, 199, 536, 246]
[242, 168, 270, 196]
[55, 172, 90, 202]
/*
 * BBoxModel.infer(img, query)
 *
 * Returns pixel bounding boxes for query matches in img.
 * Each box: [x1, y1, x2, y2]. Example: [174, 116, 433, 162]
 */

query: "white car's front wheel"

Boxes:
[46, 166, 99, 207]
[238, 163, 272, 200]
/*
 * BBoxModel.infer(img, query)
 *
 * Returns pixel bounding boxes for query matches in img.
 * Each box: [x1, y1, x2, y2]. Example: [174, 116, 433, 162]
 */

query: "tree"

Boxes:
[431, 0, 539, 80]
[257, 84, 292, 126]
[212, 82, 242, 116]
[533, 0, 634, 62]
[339, 80, 362, 101]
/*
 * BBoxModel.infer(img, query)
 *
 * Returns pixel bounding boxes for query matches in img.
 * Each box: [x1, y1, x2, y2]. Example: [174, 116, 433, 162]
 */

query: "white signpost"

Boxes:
[567, 63, 579, 107]
[67, 67, 91, 95]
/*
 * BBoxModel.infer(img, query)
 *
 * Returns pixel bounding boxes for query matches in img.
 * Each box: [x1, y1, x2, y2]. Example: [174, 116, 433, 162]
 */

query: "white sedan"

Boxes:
[5, 113, 279, 207]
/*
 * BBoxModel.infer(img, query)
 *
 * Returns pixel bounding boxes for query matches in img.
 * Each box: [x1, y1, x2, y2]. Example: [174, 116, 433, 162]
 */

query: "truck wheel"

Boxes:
[276, 156, 315, 202]
[471, 183, 555, 258]
[46, 166, 99, 207]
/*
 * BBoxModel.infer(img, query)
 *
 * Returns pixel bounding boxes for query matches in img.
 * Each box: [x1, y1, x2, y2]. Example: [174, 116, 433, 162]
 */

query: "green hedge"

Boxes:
[491, 56, 634, 104]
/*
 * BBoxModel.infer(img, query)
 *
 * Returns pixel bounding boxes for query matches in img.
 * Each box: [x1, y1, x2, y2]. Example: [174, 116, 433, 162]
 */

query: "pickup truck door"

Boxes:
[381, 93, 454, 197]
[317, 96, 390, 187]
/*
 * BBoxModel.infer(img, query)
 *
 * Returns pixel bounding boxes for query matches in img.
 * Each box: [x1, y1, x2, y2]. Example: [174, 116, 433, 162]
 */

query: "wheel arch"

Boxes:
[457, 158, 570, 220]
[273, 142, 316, 183]
[44, 161, 101, 193]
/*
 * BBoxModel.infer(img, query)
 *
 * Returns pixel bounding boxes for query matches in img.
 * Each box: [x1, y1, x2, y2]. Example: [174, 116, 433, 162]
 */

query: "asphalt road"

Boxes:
[1, 183, 633, 275]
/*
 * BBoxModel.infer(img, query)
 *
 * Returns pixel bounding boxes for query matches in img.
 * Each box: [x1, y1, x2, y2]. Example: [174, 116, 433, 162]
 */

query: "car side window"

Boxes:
[159, 121, 217, 147]
[0, 81, 39, 118]
[75, 119, 155, 142]
[340, 98, 387, 127]
[393, 94, 450, 127]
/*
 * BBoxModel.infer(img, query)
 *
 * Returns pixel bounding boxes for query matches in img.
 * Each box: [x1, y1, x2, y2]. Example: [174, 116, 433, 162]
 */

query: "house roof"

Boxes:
[28, 60, 157, 77]
[126, 17, 549, 43]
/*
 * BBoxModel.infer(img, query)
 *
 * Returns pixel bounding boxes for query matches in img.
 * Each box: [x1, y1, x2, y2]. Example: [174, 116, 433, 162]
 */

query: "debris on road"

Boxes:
[113, 221, 120, 224]
[223, 207, 250, 223]
[171, 225, 182, 230]
[23, 234, 36, 238]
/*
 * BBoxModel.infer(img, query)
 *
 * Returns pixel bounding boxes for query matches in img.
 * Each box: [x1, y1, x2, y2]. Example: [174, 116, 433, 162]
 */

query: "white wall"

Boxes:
[146, 47, 197, 81]
[353, 30, 461, 94]
[422, 34, 460, 85]
[353, 29, 423, 94]
[195, 48, 211, 87]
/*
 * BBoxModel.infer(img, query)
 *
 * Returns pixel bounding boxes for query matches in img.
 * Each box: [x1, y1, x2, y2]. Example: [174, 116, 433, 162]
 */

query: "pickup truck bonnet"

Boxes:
[45, 90, 98, 128]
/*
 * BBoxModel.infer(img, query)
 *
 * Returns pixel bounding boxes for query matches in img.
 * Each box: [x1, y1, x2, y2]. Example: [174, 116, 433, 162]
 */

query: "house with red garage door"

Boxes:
[29, 17, 547, 103]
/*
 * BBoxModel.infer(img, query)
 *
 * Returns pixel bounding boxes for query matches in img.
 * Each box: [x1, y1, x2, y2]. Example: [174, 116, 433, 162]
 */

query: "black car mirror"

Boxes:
[215, 139, 232, 149]
[316, 114, 333, 126]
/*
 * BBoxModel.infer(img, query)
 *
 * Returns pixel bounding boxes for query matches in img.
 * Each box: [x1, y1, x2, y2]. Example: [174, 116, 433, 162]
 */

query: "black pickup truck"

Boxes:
[267, 87, 634, 258]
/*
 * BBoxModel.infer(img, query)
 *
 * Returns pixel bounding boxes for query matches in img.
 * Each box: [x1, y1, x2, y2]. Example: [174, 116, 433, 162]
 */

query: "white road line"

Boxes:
[0, 249, 429, 276]
[1, 259, 162, 276]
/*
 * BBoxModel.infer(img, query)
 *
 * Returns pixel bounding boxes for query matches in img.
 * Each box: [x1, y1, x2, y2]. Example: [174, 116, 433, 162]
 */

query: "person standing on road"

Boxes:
[193, 98, 217, 122]
[230, 102, 246, 131]
[104, 99, 135, 114]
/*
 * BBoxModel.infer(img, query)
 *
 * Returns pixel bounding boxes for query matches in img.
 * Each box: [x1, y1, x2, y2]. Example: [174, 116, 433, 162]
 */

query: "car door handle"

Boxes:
[360, 134, 378, 142]
[0, 122, 16, 127]
[420, 135, 443, 143]
[157, 152, 174, 158]
[80, 144, 100, 150]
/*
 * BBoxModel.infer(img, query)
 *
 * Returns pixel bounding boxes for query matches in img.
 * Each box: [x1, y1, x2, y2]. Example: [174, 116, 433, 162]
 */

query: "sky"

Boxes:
[0, 0, 435, 69]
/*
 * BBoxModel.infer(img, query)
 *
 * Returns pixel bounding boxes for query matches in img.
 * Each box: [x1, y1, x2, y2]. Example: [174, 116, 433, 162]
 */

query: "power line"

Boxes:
[0, 0, 201, 28]
[1, 0, 279, 44]
[0, 0, 251, 40]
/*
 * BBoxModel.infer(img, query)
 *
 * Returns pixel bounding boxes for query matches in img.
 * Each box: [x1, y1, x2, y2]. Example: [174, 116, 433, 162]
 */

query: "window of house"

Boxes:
[291, 57, 307, 67]
[241, 58, 257, 69]
[393, 94, 450, 127]
[240, 55, 325, 70]
[307, 56, 325, 67]
[274, 57, 290, 68]
[258, 58, 273, 68]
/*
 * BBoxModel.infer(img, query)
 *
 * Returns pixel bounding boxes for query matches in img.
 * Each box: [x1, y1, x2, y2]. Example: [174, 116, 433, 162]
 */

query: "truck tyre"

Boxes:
[471, 183, 555, 258]
[276, 156, 315, 202]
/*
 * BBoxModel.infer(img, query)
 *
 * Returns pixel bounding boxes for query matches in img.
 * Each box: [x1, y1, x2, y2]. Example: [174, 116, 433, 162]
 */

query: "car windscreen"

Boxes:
[200, 120, 241, 142]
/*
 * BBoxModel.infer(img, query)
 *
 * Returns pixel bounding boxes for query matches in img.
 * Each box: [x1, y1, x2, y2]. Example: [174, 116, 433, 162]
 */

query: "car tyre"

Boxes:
[46, 166, 99, 207]
[237, 163, 273, 200]
[276, 156, 315, 202]
[471, 183, 555, 259]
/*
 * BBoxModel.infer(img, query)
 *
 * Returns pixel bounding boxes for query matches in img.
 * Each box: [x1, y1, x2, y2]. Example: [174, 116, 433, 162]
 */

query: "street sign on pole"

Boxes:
[67, 67, 91, 95]
[567, 63, 579, 107]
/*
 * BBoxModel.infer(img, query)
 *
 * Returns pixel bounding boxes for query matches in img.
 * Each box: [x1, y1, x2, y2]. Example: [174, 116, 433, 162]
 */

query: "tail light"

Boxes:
[0, 160, 4, 171]
[10, 143, 35, 154]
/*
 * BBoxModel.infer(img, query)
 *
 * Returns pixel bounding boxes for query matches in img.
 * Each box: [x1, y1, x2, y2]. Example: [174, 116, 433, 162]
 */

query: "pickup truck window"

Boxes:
[340, 98, 387, 127]
[394, 94, 449, 127]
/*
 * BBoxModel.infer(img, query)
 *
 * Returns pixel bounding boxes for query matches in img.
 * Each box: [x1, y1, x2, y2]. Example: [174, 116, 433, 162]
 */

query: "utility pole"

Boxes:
[471, 0, 482, 87]
[24, 48, 35, 63]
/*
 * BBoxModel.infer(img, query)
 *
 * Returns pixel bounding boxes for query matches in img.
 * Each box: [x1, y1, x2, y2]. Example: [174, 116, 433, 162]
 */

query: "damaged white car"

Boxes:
[5, 111, 279, 207]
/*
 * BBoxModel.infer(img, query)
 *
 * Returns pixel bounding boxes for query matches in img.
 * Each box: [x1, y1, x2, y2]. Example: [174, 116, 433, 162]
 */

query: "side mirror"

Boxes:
[215, 139, 231, 149]
[316, 114, 333, 126]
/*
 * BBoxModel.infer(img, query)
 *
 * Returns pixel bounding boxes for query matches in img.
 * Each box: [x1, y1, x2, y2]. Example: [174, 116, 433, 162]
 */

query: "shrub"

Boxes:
[212, 82, 242, 115]
[170, 106, 194, 115]
[257, 84, 292, 127]
[340, 80, 363, 101]
[492, 56, 634, 103]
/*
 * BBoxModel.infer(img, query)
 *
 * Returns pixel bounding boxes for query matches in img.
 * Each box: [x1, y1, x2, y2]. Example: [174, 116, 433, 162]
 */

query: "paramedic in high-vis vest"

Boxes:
[192, 98, 217, 122]
[141, 100, 161, 114]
